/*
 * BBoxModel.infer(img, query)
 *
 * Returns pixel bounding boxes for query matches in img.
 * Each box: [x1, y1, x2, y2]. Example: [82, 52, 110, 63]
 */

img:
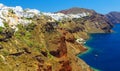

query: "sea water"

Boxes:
[79, 24, 120, 71]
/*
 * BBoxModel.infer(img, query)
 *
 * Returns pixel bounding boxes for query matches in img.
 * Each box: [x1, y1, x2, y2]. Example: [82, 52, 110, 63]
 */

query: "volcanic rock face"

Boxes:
[57, 7, 96, 15]
[0, 17, 92, 71]
[0, 4, 113, 71]
[106, 12, 120, 24]
[57, 7, 113, 33]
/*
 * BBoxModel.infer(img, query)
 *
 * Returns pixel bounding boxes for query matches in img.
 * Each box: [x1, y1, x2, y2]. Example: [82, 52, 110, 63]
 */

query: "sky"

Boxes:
[0, 0, 120, 14]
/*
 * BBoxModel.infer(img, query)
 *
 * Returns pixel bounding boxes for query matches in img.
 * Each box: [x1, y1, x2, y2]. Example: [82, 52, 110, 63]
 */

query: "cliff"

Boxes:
[106, 12, 120, 24]
[0, 4, 113, 71]
[57, 7, 96, 15]
[0, 16, 92, 71]
[57, 7, 113, 33]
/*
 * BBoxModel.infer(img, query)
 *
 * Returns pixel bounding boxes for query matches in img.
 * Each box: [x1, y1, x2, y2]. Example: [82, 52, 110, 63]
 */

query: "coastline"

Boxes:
[78, 33, 93, 56]
[78, 24, 120, 71]
[78, 45, 93, 57]
[92, 67, 101, 71]
[79, 45, 102, 71]
[78, 34, 102, 71]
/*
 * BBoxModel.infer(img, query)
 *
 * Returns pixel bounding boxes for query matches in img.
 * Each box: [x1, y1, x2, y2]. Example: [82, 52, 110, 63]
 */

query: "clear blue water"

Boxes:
[79, 24, 120, 71]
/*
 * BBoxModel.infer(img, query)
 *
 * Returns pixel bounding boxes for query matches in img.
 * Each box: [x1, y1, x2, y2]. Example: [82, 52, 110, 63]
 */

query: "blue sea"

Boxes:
[79, 24, 120, 71]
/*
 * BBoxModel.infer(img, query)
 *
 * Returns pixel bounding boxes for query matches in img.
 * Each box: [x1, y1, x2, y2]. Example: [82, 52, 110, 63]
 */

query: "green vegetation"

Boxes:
[0, 27, 4, 33]
[3, 22, 9, 28]
[25, 22, 36, 32]
[8, 9, 15, 14]
[2, 50, 9, 56]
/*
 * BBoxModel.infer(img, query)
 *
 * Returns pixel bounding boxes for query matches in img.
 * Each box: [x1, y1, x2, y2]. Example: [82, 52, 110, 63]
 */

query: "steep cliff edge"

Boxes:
[57, 7, 113, 33]
[0, 17, 92, 71]
[0, 4, 113, 71]
[106, 12, 120, 24]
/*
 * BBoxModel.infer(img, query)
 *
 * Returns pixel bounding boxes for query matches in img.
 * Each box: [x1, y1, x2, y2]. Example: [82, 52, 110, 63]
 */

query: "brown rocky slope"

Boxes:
[57, 7, 113, 33]
[106, 11, 120, 24]
[0, 8, 113, 71]
[0, 16, 93, 71]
